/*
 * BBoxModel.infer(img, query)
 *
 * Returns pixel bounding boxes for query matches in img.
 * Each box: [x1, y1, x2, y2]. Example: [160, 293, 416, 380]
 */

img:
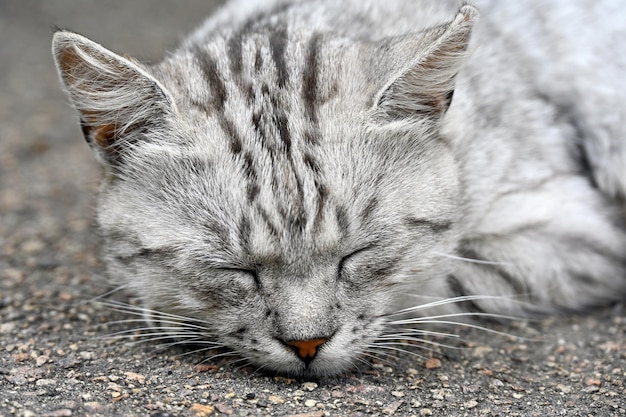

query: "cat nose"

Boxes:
[283, 338, 329, 365]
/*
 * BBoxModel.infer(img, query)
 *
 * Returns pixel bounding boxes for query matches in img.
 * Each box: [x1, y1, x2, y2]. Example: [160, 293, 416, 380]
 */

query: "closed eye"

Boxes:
[338, 245, 374, 281]
[221, 267, 261, 289]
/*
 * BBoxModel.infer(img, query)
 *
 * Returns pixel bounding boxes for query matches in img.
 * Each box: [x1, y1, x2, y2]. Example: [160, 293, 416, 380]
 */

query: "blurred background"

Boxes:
[0, 0, 222, 297]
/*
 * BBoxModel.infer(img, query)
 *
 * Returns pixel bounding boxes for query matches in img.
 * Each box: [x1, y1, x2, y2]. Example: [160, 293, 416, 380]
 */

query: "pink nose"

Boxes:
[285, 338, 329, 364]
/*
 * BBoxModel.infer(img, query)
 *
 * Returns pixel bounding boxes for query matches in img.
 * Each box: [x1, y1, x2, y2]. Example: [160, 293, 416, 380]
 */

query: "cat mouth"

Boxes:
[236, 324, 385, 378]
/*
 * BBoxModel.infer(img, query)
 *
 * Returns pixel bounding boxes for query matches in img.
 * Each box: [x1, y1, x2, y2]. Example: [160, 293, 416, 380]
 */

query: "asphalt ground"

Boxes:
[1, 2, 625, 416]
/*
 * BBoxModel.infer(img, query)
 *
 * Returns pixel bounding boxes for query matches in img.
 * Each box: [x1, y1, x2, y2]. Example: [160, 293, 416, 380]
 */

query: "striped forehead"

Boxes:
[188, 26, 336, 242]
[209, 25, 325, 125]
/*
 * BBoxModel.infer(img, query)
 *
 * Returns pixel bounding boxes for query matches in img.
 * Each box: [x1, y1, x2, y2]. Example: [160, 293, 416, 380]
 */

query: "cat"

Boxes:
[52, 0, 626, 378]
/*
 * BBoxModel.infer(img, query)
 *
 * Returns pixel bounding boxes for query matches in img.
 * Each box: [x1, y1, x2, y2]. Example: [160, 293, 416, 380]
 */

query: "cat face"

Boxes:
[95, 95, 460, 376]
[53, 6, 475, 376]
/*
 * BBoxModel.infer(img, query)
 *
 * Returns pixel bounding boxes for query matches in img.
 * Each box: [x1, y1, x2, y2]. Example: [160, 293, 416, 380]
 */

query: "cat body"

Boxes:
[53, 0, 626, 377]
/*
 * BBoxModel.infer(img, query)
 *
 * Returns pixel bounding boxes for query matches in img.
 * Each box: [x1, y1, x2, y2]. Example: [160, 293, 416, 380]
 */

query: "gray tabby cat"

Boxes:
[52, 0, 626, 377]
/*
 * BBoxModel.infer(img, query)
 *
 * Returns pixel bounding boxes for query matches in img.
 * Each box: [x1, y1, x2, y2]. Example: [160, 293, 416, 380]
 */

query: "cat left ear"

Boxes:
[372, 5, 478, 122]
[52, 31, 175, 165]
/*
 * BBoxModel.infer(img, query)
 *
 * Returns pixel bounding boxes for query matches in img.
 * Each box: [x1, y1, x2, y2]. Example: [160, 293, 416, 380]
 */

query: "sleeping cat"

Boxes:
[52, 0, 626, 377]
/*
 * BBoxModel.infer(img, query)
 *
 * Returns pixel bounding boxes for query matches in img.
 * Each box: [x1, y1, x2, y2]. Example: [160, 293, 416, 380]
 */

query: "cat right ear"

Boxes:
[52, 31, 174, 166]
[370, 5, 478, 124]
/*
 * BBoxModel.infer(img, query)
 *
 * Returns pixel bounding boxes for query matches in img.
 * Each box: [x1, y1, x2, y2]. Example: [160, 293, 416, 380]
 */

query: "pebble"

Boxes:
[302, 382, 318, 391]
[35, 379, 57, 386]
[424, 358, 441, 369]
[35, 355, 49, 366]
[0, 322, 15, 333]
[124, 371, 146, 384]
[464, 400, 478, 408]
[269, 395, 285, 404]
[382, 400, 403, 415]
[215, 403, 234, 415]
[491, 378, 505, 387]
[190, 404, 215, 416]
[556, 384, 572, 393]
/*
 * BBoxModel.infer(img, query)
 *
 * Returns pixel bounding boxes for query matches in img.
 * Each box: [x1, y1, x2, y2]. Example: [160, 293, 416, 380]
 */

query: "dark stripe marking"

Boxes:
[286, 157, 306, 228]
[270, 27, 289, 88]
[303, 153, 321, 174]
[457, 242, 527, 296]
[536, 92, 597, 188]
[257, 204, 281, 240]
[446, 274, 487, 314]
[302, 34, 320, 124]
[242, 151, 256, 179]
[243, 83, 255, 104]
[196, 49, 227, 112]
[404, 217, 452, 234]
[218, 117, 243, 154]
[313, 181, 328, 232]
[114, 247, 178, 266]
[335, 206, 350, 236]
[247, 184, 260, 202]
[360, 197, 379, 222]
[226, 32, 243, 76]
[304, 130, 320, 146]
[254, 47, 263, 72]
[238, 216, 251, 254]
[251, 111, 267, 143]
[242, 151, 259, 202]
[368, 256, 401, 282]
[203, 220, 231, 247]
[276, 113, 292, 152]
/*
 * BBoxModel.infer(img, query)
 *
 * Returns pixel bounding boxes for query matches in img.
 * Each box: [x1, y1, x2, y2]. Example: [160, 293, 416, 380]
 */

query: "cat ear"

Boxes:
[52, 31, 174, 165]
[372, 5, 478, 122]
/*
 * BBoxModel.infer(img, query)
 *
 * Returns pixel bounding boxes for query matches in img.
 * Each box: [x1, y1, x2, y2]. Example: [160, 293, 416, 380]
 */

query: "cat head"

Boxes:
[52, 5, 477, 377]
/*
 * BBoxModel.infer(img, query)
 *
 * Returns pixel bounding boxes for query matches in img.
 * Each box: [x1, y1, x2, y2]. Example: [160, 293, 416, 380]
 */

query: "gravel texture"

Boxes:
[1, 1, 625, 416]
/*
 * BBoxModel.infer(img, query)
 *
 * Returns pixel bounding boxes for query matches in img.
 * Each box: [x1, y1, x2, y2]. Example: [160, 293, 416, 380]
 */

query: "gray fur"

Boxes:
[52, 0, 626, 377]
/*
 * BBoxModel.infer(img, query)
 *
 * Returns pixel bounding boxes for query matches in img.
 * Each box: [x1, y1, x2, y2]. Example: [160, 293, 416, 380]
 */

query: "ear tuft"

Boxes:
[52, 31, 174, 165]
[374, 5, 478, 122]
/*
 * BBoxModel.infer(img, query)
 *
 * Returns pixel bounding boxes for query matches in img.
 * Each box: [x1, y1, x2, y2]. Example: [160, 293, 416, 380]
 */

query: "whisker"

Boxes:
[434, 252, 512, 266]
[376, 334, 464, 350]
[360, 349, 433, 376]
[102, 317, 214, 333]
[385, 327, 461, 339]
[385, 295, 529, 317]
[358, 352, 396, 369]
[178, 346, 234, 359]
[97, 322, 210, 336]
[373, 338, 459, 358]
[120, 334, 204, 344]
[397, 319, 526, 339]
[133, 337, 205, 348]
[230, 357, 256, 373]
[96, 299, 211, 325]
[101, 330, 203, 340]
[389, 311, 524, 325]
[366, 344, 429, 361]
[151, 337, 223, 352]
[81, 285, 129, 305]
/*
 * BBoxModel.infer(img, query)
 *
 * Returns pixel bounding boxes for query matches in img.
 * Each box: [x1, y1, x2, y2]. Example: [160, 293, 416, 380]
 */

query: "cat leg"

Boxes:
[569, 84, 626, 202]
[448, 176, 626, 316]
